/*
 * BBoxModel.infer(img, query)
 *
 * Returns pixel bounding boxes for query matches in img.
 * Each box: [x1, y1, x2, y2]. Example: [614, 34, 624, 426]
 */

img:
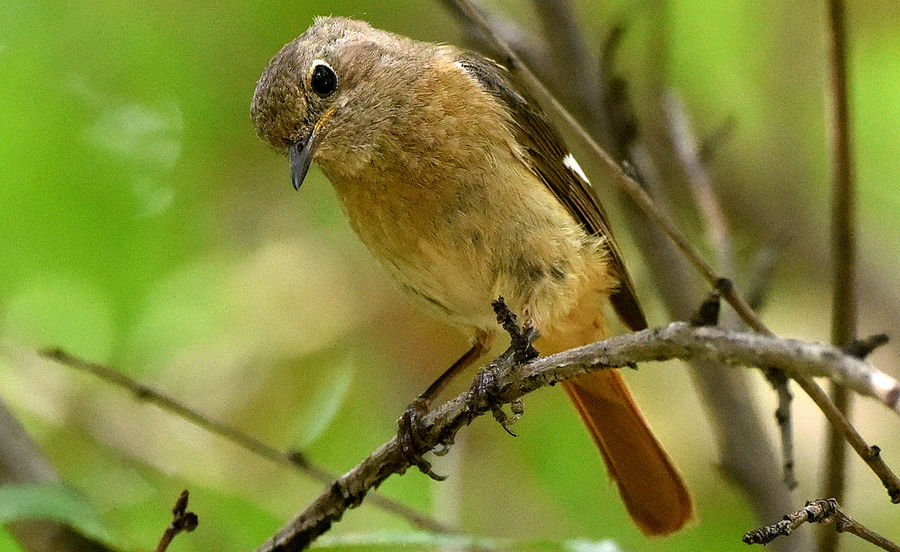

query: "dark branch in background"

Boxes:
[155, 490, 198, 552]
[744, 499, 900, 552]
[37, 348, 453, 535]
[441, 0, 556, 89]
[256, 312, 900, 551]
[0, 401, 116, 552]
[441, 0, 900, 507]
[821, 0, 858, 550]
[745, 238, 785, 312]
[664, 91, 797, 490]
[531, 0, 611, 143]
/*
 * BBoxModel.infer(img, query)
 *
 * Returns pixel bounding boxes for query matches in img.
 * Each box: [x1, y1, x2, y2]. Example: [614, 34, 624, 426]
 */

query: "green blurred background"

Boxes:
[1, 1, 898, 551]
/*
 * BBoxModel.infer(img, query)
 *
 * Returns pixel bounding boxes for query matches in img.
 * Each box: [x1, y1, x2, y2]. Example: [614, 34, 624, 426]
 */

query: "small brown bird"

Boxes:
[251, 17, 691, 535]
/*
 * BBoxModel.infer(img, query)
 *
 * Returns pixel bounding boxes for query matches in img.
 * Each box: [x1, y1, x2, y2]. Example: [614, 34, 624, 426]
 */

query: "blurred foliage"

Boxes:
[0, 483, 111, 542]
[0, 1, 898, 552]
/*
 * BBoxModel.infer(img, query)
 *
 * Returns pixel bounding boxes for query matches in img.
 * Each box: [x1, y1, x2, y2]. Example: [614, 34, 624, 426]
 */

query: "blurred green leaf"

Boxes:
[0, 527, 25, 552]
[0, 483, 111, 543]
[291, 355, 355, 449]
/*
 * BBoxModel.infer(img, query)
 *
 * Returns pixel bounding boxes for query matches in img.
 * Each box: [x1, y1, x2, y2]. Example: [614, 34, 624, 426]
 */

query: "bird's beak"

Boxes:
[289, 126, 319, 190]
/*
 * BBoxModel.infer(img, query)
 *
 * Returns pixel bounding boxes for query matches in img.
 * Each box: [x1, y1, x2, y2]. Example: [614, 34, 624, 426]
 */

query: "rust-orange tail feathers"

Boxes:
[541, 329, 692, 535]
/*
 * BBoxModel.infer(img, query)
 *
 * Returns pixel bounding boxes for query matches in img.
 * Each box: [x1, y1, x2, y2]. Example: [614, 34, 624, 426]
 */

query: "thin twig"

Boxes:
[821, 0, 858, 550]
[612, 5, 797, 537]
[155, 490, 198, 552]
[443, 0, 557, 94]
[665, 92, 735, 276]
[744, 498, 900, 552]
[37, 348, 454, 535]
[258, 320, 900, 551]
[440, 0, 900, 503]
[665, 91, 797, 488]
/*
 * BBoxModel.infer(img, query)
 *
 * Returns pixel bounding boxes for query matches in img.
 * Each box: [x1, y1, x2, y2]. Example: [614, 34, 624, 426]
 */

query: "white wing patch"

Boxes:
[563, 153, 591, 186]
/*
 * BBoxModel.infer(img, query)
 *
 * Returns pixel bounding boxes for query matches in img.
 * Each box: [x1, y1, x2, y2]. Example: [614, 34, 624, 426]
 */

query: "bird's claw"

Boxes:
[397, 397, 447, 481]
[467, 362, 524, 436]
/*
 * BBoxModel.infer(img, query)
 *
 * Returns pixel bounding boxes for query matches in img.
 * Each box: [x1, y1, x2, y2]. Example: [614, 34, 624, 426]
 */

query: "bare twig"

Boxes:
[155, 490, 198, 552]
[665, 92, 735, 275]
[258, 321, 900, 551]
[37, 348, 454, 535]
[665, 91, 798, 488]
[821, 0, 858, 550]
[744, 498, 900, 552]
[768, 368, 798, 488]
[611, 6, 796, 537]
[625, 142, 797, 538]
[443, 0, 556, 91]
[442, 0, 900, 503]
[846, 334, 891, 360]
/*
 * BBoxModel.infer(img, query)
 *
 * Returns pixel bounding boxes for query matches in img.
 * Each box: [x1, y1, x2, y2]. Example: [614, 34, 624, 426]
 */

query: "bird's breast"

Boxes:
[319, 147, 611, 338]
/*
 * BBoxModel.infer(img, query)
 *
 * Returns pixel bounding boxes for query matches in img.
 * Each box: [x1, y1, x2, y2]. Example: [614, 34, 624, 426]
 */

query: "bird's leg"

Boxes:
[397, 331, 494, 480]
[466, 298, 538, 436]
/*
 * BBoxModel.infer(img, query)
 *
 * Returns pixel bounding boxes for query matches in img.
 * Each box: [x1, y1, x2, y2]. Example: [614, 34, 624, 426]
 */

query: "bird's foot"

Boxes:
[463, 298, 538, 436]
[466, 359, 525, 436]
[397, 397, 447, 481]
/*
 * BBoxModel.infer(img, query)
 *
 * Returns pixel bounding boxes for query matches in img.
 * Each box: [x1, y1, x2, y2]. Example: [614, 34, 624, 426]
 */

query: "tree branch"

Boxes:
[155, 490, 198, 552]
[36, 348, 453, 535]
[0, 401, 116, 552]
[821, 0, 858, 549]
[257, 321, 900, 551]
[530, 0, 609, 141]
[442, 0, 899, 506]
[665, 90, 798, 489]
[745, 498, 899, 552]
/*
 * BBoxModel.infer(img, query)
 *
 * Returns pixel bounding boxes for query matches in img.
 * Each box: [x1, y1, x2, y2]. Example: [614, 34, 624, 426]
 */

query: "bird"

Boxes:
[250, 16, 691, 535]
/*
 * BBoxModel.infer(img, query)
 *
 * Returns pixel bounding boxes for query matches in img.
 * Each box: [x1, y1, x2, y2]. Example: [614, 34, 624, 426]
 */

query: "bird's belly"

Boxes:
[362, 218, 501, 332]
[323, 161, 610, 337]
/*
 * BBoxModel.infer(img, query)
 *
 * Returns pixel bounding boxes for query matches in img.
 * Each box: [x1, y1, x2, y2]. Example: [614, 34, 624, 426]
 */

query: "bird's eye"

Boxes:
[310, 62, 337, 97]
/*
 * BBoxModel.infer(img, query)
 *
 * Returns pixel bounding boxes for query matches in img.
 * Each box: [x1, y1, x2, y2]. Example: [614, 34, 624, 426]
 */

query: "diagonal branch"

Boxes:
[257, 321, 900, 551]
[0, 401, 116, 552]
[665, 90, 798, 489]
[530, 0, 609, 140]
[37, 348, 453, 535]
[745, 498, 899, 552]
[443, 0, 900, 505]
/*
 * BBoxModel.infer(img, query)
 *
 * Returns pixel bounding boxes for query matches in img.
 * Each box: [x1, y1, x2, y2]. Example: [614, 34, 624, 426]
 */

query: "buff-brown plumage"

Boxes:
[251, 16, 691, 535]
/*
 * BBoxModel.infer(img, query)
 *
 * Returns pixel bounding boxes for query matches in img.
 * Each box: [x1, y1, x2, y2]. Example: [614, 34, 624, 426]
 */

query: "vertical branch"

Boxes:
[820, 0, 858, 550]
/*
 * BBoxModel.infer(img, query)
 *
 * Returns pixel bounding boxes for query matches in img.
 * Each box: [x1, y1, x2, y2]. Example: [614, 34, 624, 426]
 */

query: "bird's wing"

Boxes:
[456, 53, 648, 331]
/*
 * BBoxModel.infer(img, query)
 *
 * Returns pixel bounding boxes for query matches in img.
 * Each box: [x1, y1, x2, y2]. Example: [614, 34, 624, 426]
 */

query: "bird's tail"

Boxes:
[538, 304, 692, 536]
[560, 369, 692, 535]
